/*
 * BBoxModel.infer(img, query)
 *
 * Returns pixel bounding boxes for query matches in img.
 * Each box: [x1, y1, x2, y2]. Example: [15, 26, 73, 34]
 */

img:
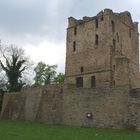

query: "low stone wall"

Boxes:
[1, 85, 140, 130]
[62, 87, 129, 129]
[36, 85, 63, 124]
[0, 85, 63, 124]
[125, 89, 140, 130]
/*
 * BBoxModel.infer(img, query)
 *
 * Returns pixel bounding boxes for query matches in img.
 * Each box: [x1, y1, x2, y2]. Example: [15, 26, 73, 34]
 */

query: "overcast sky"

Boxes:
[0, 0, 140, 72]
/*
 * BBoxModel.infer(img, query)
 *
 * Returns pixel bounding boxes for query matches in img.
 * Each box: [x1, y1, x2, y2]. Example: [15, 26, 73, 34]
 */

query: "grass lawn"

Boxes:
[0, 120, 140, 140]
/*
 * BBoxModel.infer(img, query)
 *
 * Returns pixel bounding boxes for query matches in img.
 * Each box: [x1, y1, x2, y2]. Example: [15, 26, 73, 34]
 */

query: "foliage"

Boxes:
[0, 45, 31, 92]
[0, 120, 140, 140]
[0, 90, 4, 111]
[54, 72, 65, 84]
[0, 74, 7, 91]
[34, 61, 57, 85]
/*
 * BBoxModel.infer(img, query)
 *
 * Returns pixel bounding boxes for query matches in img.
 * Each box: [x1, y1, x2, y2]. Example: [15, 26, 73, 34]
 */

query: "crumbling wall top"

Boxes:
[67, 9, 137, 29]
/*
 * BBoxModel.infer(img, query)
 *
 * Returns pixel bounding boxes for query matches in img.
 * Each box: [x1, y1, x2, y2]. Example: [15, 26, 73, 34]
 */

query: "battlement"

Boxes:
[68, 9, 137, 32]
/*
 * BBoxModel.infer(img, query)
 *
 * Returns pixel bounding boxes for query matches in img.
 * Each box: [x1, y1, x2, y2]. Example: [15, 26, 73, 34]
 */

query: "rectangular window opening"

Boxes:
[129, 29, 131, 38]
[95, 19, 98, 28]
[113, 65, 115, 71]
[111, 21, 115, 32]
[74, 27, 77, 35]
[73, 41, 76, 52]
[91, 76, 96, 88]
[76, 77, 83, 88]
[80, 67, 84, 72]
[95, 34, 99, 45]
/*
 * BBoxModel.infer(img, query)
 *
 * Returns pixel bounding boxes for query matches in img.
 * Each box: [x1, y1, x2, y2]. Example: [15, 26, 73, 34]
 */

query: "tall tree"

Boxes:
[54, 72, 65, 84]
[34, 62, 57, 85]
[0, 45, 31, 92]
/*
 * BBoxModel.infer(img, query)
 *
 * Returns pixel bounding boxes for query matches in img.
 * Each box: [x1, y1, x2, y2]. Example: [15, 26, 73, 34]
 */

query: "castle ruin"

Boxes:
[1, 9, 140, 130]
[65, 9, 140, 88]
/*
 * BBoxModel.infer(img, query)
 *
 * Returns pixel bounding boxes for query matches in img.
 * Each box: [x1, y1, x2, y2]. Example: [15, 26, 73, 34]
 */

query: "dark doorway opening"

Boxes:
[76, 77, 83, 88]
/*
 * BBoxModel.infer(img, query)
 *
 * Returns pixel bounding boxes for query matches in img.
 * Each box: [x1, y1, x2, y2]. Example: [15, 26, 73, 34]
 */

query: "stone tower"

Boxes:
[65, 9, 140, 88]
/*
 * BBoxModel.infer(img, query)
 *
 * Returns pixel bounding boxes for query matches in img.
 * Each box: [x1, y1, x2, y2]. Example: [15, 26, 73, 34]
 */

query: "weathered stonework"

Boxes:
[2, 85, 140, 130]
[0, 85, 64, 123]
[65, 9, 140, 88]
[1, 9, 140, 131]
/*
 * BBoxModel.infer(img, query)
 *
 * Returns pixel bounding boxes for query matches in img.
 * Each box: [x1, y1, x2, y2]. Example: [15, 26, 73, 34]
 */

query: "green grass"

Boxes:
[0, 120, 140, 140]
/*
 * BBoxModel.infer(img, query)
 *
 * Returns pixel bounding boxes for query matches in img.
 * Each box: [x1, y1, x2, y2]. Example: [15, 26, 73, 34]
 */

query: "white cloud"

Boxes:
[21, 40, 66, 73]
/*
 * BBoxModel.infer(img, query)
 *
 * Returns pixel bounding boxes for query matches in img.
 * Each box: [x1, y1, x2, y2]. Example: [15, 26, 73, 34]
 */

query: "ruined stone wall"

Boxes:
[62, 86, 129, 129]
[125, 89, 140, 130]
[0, 85, 63, 124]
[36, 85, 63, 124]
[1, 85, 138, 130]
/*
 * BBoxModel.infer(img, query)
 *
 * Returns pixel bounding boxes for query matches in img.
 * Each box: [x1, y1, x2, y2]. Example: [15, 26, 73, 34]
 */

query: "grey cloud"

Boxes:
[0, 0, 72, 43]
[0, 0, 139, 44]
[0, 1, 47, 34]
